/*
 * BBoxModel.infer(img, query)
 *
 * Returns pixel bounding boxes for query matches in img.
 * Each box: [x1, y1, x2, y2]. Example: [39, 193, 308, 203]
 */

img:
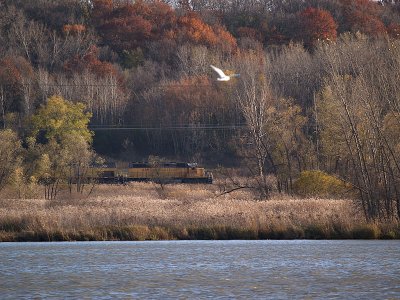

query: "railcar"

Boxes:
[89, 162, 213, 184]
[88, 162, 118, 183]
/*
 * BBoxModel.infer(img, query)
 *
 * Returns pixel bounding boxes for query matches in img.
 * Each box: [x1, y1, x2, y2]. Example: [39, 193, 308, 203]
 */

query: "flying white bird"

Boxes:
[210, 65, 240, 81]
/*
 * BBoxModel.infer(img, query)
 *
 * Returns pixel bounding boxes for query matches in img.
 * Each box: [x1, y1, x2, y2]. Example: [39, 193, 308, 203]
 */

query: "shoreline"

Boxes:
[1, 223, 399, 242]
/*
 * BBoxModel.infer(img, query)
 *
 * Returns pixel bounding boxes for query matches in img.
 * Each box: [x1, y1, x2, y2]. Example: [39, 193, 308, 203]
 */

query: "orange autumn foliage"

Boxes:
[213, 24, 238, 52]
[177, 13, 218, 45]
[0, 59, 22, 85]
[97, 4, 152, 53]
[0, 56, 33, 86]
[135, 1, 177, 37]
[299, 7, 337, 47]
[63, 24, 86, 35]
[341, 0, 386, 36]
[349, 12, 386, 36]
[64, 45, 118, 78]
[91, 1, 236, 54]
[0, 56, 34, 112]
[177, 12, 236, 52]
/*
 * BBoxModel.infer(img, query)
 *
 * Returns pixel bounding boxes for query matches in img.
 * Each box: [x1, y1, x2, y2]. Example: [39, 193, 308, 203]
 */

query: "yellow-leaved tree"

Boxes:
[30, 95, 93, 144]
[28, 95, 95, 199]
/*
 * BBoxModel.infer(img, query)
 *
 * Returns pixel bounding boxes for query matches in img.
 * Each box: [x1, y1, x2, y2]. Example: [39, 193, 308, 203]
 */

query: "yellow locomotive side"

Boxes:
[88, 163, 118, 183]
[90, 162, 212, 183]
[126, 167, 188, 180]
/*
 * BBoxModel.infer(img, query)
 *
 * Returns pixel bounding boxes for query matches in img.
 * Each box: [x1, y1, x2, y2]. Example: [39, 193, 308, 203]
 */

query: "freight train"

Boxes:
[89, 162, 213, 184]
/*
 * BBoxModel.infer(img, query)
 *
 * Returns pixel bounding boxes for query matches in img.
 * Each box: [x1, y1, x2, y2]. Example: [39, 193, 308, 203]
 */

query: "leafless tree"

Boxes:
[234, 53, 276, 198]
[317, 36, 400, 220]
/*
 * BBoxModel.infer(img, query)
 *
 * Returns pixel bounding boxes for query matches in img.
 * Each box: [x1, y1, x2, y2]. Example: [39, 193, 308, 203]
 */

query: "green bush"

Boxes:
[293, 170, 353, 198]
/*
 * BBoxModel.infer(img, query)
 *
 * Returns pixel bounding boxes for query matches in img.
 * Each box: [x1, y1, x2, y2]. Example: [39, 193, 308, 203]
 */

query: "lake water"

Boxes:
[0, 240, 399, 299]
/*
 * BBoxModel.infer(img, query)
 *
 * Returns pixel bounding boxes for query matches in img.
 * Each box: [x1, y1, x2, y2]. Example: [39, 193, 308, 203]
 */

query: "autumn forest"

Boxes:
[1, 0, 400, 222]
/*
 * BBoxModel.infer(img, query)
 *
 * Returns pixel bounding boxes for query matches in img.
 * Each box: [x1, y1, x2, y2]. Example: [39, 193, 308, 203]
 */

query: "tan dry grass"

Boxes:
[0, 182, 364, 233]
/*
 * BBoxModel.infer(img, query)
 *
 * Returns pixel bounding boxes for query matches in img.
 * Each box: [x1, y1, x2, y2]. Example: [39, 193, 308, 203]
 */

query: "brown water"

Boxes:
[0, 240, 399, 299]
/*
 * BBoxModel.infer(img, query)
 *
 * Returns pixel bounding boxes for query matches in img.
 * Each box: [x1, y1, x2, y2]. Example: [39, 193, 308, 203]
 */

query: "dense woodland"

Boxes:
[0, 0, 400, 221]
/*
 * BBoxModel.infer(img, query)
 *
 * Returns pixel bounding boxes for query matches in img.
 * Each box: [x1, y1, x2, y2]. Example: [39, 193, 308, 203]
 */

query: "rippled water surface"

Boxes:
[1, 240, 399, 299]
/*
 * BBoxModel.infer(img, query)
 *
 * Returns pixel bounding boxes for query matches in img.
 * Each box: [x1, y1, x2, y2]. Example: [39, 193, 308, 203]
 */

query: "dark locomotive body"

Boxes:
[89, 162, 213, 184]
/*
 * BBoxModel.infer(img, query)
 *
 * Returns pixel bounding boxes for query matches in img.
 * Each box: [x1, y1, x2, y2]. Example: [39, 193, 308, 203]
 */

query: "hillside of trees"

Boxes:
[0, 0, 400, 221]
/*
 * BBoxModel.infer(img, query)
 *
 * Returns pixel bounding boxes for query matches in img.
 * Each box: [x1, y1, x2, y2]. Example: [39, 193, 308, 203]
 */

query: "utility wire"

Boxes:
[0, 83, 119, 87]
[0, 83, 212, 88]
[88, 124, 248, 131]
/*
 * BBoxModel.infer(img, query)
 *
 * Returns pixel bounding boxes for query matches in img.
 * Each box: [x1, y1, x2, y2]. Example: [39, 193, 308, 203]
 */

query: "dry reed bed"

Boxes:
[0, 183, 398, 241]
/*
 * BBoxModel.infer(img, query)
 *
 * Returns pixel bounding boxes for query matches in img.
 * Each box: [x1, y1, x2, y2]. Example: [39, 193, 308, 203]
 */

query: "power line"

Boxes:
[0, 83, 214, 88]
[88, 124, 247, 131]
[0, 83, 119, 87]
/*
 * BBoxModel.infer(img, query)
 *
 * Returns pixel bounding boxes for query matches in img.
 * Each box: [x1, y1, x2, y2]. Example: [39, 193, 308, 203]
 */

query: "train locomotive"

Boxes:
[89, 162, 213, 184]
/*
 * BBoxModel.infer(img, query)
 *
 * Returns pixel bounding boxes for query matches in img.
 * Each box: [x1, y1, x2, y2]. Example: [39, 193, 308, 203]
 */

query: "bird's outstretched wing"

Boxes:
[210, 65, 227, 78]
